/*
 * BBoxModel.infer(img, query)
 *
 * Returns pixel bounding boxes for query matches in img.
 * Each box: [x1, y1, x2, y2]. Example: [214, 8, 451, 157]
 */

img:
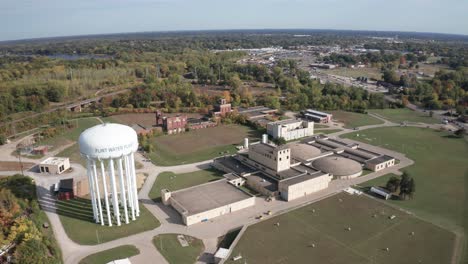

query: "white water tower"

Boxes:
[79, 123, 140, 227]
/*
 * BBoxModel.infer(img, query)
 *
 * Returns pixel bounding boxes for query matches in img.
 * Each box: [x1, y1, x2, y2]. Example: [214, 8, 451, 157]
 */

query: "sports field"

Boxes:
[369, 108, 439, 124]
[343, 127, 468, 262]
[226, 193, 455, 264]
[148, 125, 261, 166]
[149, 169, 224, 202]
[153, 234, 204, 264]
[329, 111, 384, 128]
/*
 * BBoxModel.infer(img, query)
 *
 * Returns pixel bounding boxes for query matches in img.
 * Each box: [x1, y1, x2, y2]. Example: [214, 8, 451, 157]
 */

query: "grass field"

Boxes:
[153, 234, 204, 264]
[369, 108, 439, 124]
[227, 193, 455, 264]
[56, 143, 84, 166]
[148, 125, 261, 166]
[329, 111, 384, 129]
[79, 245, 140, 264]
[149, 169, 224, 202]
[315, 129, 343, 134]
[342, 127, 468, 262]
[324, 67, 383, 80]
[38, 117, 102, 149]
[56, 198, 160, 245]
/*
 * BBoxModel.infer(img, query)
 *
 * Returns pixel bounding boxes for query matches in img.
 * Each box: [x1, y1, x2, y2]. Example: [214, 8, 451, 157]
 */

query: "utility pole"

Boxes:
[17, 146, 24, 176]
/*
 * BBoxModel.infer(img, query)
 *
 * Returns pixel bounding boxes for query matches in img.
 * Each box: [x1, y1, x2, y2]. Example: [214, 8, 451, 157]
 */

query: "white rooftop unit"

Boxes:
[370, 187, 392, 200]
[79, 123, 140, 227]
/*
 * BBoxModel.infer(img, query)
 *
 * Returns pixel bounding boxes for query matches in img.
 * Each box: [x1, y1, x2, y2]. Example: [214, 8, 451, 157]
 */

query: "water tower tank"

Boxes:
[79, 123, 140, 227]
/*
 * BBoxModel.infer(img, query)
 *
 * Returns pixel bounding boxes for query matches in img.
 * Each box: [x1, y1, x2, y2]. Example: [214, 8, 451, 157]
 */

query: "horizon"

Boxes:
[2, 27, 468, 44]
[2, 0, 468, 42]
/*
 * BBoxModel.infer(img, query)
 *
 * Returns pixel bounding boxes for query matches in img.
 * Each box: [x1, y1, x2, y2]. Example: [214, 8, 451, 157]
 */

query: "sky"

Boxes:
[1, 0, 468, 41]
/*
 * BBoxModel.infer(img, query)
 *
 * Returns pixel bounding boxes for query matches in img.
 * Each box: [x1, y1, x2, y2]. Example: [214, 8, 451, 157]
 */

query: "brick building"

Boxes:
[212, 98, 232, 117]
[156, 111, 188, 134]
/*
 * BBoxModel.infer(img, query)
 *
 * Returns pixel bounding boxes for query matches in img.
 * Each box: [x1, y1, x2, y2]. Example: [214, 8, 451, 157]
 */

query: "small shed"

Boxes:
[39, 157, 70, 174]
[370, 187, 392, 200]
[32, 146, 48, 155]
[57, 179, 74, 200]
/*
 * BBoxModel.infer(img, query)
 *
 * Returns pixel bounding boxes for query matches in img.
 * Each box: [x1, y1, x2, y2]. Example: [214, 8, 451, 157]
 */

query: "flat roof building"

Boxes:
[39, 157, 70, 174]
[162, 179, 255, 226]
[303, 109, 333, 123]
[267, 119, 314, 141]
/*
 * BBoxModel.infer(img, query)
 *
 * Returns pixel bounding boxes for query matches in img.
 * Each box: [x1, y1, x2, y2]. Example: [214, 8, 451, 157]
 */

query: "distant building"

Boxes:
[212, 98, 232, 117]
[309, 63, 337, 69]
[365, 155, 395, 171]
[236, 106, 278, 127]
[39, 157, 70, 174]
[267, 119, 314, 141]
[155, 111, 187, 135]
[187, 118, 217, 130]
[302, 109, 332, 123]
[32, 146, 48, 155]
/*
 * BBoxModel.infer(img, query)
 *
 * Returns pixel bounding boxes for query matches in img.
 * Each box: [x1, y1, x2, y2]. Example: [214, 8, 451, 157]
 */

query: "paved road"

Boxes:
[0, 113, 419, 264]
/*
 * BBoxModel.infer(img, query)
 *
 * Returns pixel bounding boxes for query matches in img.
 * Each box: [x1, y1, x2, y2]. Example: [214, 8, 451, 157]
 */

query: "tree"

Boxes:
[399, 171, 414, 200]
[273, 137, 287, 146]
[407, 178, 416, 199]
[454, 128, 466, 137]
[385, 176, 401, 193]
[45, 82, 67, 102]
[382, 70, 400, 85]
[14, 239, 49, 264]
[228, 74, 242, 90]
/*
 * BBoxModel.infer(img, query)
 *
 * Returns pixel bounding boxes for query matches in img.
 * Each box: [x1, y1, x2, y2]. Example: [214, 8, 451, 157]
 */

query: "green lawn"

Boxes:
[56, 143, 84, 166]
[148, 125, 261, 166]
[342, 127, 468, 262]
[153, 234, 204, 264]
[149, 169, 224, 202]
[314, 124, 330, 129]
[315, 129, 343, 134]
[329, 111, 384, 129]
[79, 245, 140, 264]
[325, 67, 383, 80]
[226, 193, 455, 264]
[356, 173, 400, 193]
[369, 108, 439, 124]
[38, 118, 101, 148]
[56, 198, 160, 245]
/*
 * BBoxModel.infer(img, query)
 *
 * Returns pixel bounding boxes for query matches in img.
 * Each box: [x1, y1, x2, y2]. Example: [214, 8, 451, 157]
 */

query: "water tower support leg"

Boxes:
[109, 159, 121, 226]
[118, 157, 129, 224]
[100, 160, 112, 227]
[92, 160, 104, 225]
